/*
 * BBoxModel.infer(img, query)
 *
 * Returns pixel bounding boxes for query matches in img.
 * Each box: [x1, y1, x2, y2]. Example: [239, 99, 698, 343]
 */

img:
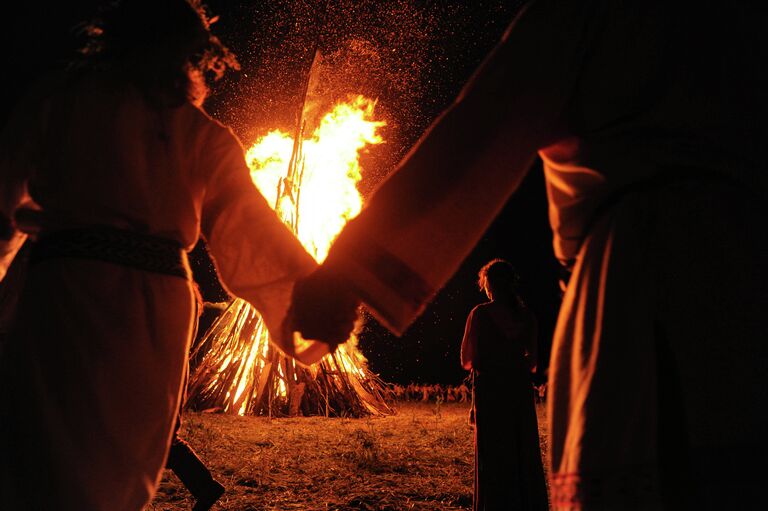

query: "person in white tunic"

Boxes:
[0, 1, 333, 509]
[290, 1, 768, 509]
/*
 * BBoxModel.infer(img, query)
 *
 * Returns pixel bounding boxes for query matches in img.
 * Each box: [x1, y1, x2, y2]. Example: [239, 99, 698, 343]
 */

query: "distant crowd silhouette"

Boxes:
[387, 380, 547, 405]
[389, 382, 470, 403]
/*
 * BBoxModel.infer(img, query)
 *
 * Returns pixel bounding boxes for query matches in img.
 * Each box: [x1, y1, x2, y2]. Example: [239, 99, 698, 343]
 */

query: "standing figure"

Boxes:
[457, 382, 469, 404]
[406, 383, 416, 401]
[289, 1, 768, 508]
[461, 259, 548, 511]
[0, 1, 328, 509]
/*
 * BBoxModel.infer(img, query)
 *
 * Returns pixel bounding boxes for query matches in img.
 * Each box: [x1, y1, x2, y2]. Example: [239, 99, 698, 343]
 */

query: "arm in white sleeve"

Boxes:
[200, 127, 322, 363]
[322, 0, 596, 334]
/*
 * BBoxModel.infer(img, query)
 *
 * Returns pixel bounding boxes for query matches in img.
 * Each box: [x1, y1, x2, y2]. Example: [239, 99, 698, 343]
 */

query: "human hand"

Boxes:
[288, 265, 361, 350]
[11, 206, 46, 241]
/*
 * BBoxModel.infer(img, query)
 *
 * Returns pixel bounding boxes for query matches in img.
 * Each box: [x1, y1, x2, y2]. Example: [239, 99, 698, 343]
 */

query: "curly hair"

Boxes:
[73, 0, 239, 106]
[477, 258, 523, 305]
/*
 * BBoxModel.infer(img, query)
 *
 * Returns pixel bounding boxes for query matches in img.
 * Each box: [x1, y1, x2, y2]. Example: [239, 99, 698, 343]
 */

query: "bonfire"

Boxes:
[186, 54, 391, 418]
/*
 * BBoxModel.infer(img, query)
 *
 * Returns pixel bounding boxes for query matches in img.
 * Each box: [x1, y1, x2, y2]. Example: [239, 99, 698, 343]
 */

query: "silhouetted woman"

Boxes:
[461, 259, 548, 511]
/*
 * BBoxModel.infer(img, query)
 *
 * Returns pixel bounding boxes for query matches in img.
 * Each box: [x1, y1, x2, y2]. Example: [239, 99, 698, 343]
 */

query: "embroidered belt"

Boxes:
[30, 227, 190, 279]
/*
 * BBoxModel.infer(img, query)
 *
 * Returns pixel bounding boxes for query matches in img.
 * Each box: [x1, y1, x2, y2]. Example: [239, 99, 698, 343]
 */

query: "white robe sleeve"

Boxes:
[323, 0, 596, 334]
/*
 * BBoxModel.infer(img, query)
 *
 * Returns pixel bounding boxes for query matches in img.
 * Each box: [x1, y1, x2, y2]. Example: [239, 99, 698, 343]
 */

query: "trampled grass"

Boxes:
[148, 401, 549, 510]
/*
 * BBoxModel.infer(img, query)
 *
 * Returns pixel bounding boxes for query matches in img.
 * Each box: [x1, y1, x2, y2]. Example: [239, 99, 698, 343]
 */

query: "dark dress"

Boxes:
[462, 300, 548, 511]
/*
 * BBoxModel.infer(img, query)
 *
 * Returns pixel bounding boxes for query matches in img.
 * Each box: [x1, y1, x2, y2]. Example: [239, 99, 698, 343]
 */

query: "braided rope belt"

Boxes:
[30, 227, 190, 279]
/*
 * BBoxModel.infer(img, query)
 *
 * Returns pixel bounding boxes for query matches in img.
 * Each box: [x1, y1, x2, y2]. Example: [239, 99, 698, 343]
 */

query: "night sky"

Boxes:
[5, 1, 560, 385]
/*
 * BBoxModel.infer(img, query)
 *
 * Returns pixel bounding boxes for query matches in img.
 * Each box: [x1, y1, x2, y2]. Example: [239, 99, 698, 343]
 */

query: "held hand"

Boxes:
[288, 265, 361, 350]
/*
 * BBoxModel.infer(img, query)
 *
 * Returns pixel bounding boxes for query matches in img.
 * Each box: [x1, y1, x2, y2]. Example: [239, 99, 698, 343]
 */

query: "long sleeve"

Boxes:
[200, 126, 321, 363]
[460, 308, 479, 371]
[0, 85, 47, 281]
[322, 0, 596, 335]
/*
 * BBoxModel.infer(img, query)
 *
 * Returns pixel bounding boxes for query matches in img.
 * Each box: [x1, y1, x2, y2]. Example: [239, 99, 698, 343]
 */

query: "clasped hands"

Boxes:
[287, 264, 362, 353]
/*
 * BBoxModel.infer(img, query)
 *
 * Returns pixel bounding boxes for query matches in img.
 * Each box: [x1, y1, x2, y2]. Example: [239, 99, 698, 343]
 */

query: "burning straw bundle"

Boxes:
[187, 299, 392, 417]
[186, 51, 391, 417]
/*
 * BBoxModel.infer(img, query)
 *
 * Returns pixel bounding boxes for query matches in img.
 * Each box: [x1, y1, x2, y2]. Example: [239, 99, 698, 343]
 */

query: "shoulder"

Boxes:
[467, 302, 493, 324]
[470, 302, 493, 317]
[181, 105, 246, 158]
[184, 104, 233, 137]
[188, 104, 227, 131]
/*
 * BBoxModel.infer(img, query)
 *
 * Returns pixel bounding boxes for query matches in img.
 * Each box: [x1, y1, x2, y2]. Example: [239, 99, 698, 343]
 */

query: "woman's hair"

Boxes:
[73, 0, 239, 106]
[478, 258, 523, 305]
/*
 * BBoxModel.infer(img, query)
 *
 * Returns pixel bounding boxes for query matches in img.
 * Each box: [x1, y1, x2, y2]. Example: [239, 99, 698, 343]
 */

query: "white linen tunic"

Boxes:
[0, 72, 316, 509]
[322, 1, 768, 508]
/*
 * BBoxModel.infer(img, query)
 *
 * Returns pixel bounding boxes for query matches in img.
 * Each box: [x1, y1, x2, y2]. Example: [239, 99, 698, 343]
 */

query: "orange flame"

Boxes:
[246, 95, 384, 262]
[214, 96, 384, 414]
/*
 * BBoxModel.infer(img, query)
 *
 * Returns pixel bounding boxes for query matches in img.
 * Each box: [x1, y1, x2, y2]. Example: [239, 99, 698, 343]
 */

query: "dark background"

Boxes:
[4, 0, 561, 386]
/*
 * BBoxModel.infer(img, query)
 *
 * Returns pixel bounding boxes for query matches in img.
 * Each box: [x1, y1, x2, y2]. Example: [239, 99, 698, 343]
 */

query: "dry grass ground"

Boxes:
[148, 401, 549, 511]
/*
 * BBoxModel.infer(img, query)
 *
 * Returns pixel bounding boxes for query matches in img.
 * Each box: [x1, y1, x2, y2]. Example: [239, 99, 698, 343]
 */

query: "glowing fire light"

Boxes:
[247, 95, 383, 261]
[188, 95, 389, 417]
